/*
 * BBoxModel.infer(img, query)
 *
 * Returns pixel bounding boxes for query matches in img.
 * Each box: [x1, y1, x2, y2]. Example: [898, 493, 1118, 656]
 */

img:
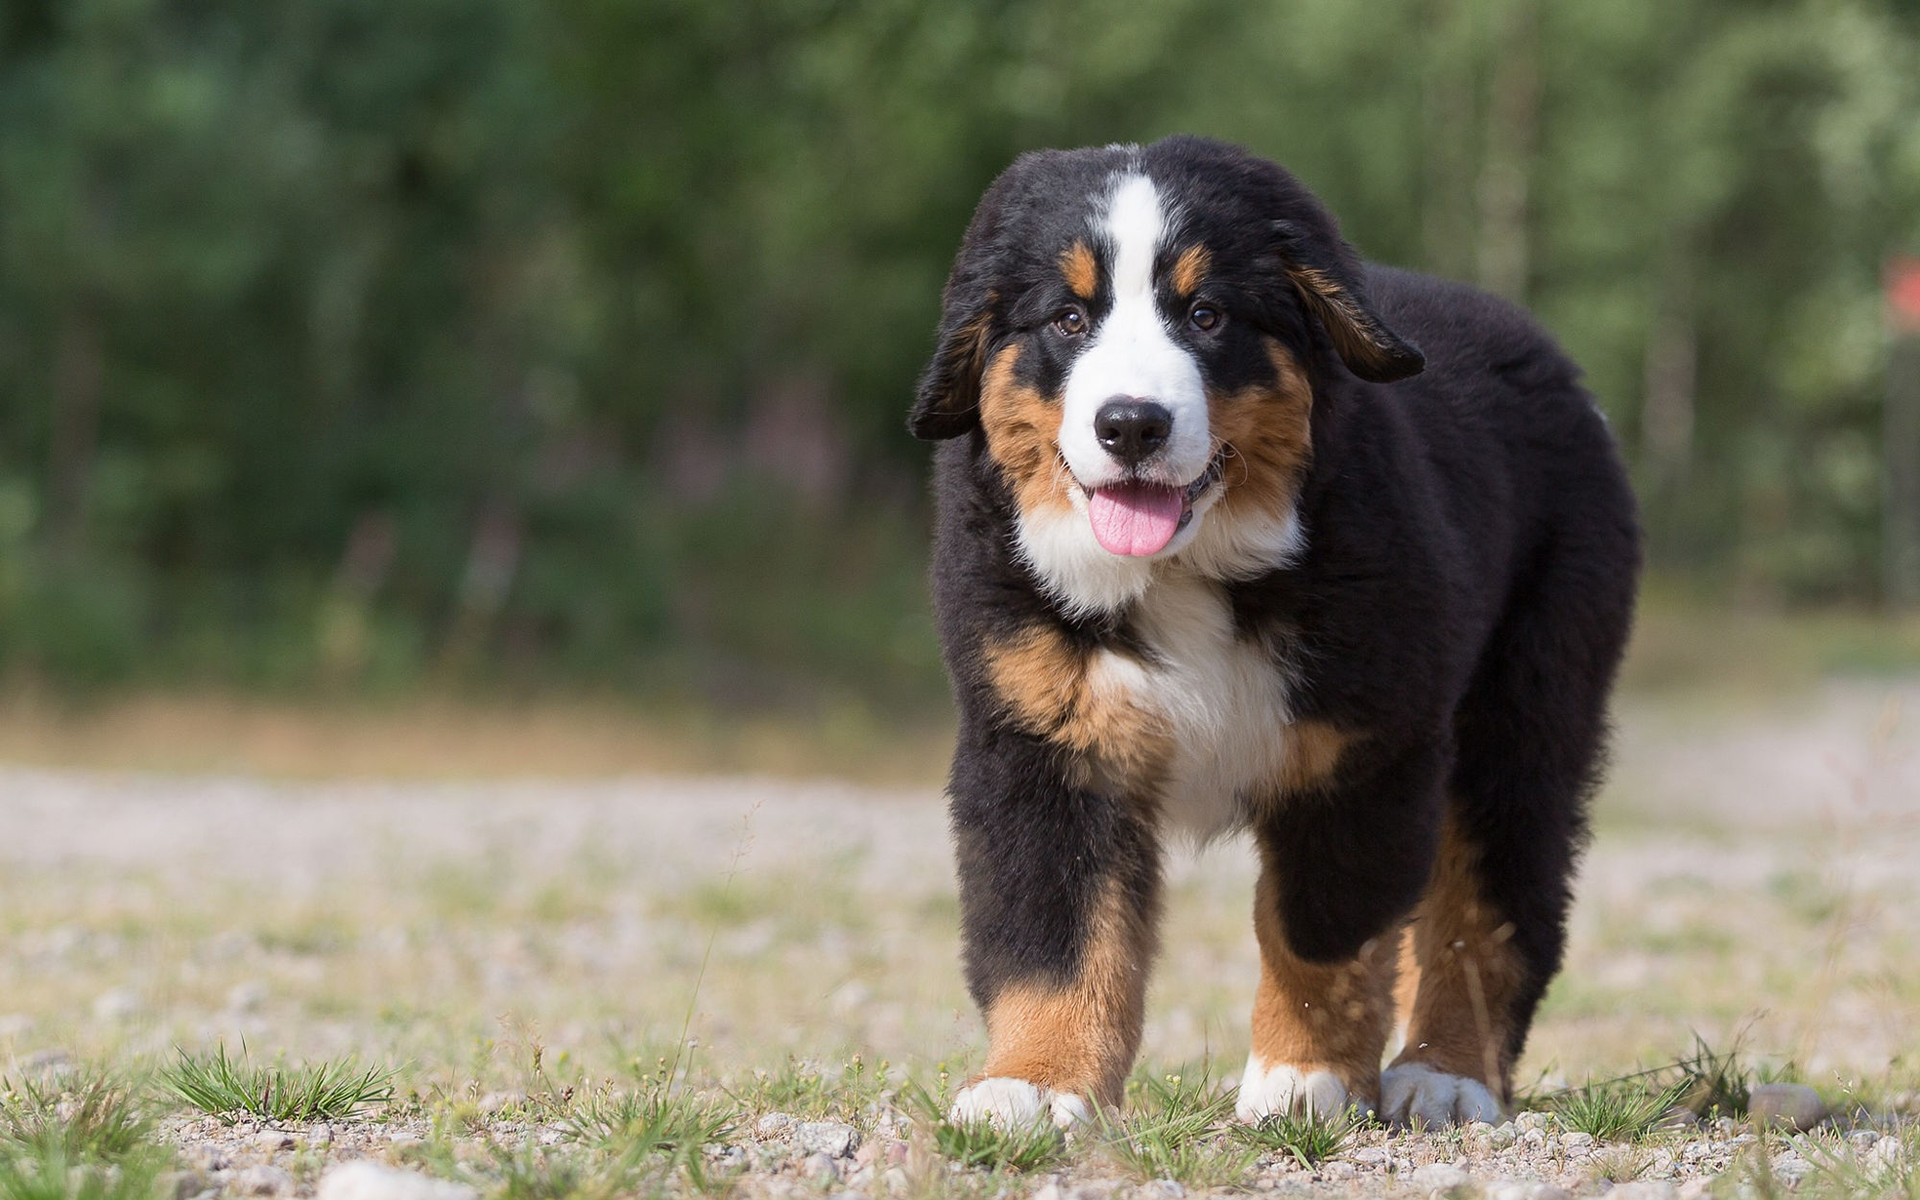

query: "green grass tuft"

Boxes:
[1792, 1130, 1919, 1200]
[1097, 1071, 1256, 1187]
[1543, 1077, 1692, 1141]
[729, 1056, 889, 1122]
[1, 1073, 151, 1165]
[902, 1081, 1065, 1173]
[1230, 1106, 1361, 1168]
[1, 1071, 172, 1200]
[159, 1044, 395, 1124]
[1674, 1032, 1753, 1119]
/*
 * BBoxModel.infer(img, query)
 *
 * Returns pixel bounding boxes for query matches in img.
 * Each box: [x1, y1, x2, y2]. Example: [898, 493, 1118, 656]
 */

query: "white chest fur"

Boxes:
[1092, 572, 1294, 839]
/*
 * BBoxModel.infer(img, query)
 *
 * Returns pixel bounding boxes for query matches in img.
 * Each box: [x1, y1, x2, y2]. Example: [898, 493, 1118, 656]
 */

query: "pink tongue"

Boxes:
[1087, 483, 1186, 556]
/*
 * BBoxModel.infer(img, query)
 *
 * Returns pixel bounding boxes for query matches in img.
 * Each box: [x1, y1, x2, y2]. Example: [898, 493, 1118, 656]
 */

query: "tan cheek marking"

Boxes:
[1280, 720, 1355, 794]
[979, 346, 1072, 516]
[979, 879, 1155, 1106]
[1171, 244, 1211, 297]
[1061, 241, 1098, 300]
[982, 626, 1171, 792]
[1208, 339, 1314, 524]
[1250, 849, 1401, 1106]
[1390, 813, 1528, 1100]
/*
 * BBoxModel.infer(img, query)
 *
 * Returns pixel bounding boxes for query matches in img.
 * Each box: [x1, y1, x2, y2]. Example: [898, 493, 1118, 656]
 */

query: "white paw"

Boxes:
[1234, 1053, 1364, 1122]
[949, 1077, 1090, 1131]
[1380, 1063, 1502, 1127]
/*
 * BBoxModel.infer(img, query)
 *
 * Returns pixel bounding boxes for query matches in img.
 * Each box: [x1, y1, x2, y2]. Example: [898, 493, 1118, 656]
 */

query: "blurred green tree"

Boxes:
[0, 0, 1916, 701]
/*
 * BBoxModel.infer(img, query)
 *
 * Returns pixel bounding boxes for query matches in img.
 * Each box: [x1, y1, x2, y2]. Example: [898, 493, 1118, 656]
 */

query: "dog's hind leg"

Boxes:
[1384, 513, 1637, 1126]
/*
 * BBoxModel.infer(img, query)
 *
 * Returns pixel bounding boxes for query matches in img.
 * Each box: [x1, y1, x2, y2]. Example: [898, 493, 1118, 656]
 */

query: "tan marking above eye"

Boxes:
[1061, 241, 1098, 300]
[1171, 244, 1211, 297]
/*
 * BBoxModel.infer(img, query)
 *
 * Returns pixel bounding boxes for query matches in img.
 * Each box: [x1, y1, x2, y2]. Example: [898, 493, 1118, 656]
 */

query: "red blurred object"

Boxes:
[1890, 257, 1920, 333]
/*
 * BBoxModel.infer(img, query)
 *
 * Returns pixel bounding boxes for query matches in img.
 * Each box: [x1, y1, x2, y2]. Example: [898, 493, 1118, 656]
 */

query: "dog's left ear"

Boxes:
[1274, 220, 1425, 383]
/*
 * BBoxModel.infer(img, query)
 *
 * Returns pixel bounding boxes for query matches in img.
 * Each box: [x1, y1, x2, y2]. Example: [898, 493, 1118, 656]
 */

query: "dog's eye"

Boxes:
[1052, 308, 1087, 337]
[1188, 305, 1222, 333]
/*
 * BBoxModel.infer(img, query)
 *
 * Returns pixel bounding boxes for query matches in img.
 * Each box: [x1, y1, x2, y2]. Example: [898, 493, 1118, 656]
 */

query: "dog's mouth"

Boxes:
[1081, 452, 1225, 557]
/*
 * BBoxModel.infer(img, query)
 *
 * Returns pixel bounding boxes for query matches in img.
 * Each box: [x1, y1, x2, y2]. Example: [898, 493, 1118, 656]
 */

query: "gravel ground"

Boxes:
[3, 680, 1918, 1198]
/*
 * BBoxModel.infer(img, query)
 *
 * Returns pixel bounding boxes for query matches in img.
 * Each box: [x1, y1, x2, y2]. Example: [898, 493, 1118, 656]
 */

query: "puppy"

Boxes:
[911, 136, 1639, 1129]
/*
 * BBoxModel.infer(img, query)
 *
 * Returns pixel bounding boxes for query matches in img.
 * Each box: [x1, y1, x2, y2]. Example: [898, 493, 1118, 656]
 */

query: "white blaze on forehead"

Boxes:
[1056, 173, 1212, 493]
[1105, 173, 1163, 311]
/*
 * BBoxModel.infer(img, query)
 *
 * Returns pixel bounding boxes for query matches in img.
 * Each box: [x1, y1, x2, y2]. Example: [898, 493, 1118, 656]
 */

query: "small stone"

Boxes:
[1351, 1148, 1388, 1165]
[1143, 1183, 1184, 1200]
[236, 1165, 294, 1196]
[1771, 1152, 1813, 1182]
[1749, 1083, 1827, 1131]
[316, 1163, 479, 1200]
[802, 1152, 840, 1182]
[1608, 1183, 1678, 1200]
[158, 1170, 209, 1200]
[1515, 1111, 1553, 1133]
[756, 1112, 797, 1138]
[255, 1130, 295, 1151]
[1561, 1131, 1594, 1148]
[1319, 1163, 1357, 1180]
[1412, 1163, 1470, 1192]
[1489, 1125, 1517, 1149]
[1031, 1184, 1064, 1200]
[794, 1121, 859, 1158]
[311, 1124, 335, 1147]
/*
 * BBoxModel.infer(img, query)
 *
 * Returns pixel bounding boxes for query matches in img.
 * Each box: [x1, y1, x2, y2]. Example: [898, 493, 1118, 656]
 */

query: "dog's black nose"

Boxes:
[1094, 398, 1173, 465]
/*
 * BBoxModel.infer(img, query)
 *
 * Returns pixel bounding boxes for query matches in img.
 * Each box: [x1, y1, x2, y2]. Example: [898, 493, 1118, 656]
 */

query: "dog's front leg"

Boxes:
[1236, 742, 1445, 1121]
[945, 731, 1162, 1130]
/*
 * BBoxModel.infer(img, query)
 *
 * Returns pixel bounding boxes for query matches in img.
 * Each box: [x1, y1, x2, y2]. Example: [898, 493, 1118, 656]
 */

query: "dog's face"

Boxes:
[912, 137, 1422, 613]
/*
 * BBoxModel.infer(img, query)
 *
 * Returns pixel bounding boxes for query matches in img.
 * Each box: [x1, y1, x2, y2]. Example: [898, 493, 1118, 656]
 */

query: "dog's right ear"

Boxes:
[910, 189, 1009, 440]
[908, 291, 995, 440]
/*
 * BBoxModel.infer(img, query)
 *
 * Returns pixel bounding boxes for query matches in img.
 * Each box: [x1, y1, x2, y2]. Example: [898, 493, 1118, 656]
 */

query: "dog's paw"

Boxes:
[1380, 1063, 1502, 1127]
[1234, 1054, 1368, 1122]
[949, 1077, 1091, 1131]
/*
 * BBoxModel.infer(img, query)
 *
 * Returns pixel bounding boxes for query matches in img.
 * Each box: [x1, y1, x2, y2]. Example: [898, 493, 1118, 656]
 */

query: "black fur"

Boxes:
[917, 136, 1640, 1069]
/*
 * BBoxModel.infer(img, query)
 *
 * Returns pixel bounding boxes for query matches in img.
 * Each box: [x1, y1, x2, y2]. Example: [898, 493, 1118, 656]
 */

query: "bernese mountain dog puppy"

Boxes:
[910, 136, 1640, 1130]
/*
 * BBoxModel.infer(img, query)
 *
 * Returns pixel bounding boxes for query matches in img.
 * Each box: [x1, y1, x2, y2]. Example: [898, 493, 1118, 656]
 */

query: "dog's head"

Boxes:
[912, 136, 1422, 613]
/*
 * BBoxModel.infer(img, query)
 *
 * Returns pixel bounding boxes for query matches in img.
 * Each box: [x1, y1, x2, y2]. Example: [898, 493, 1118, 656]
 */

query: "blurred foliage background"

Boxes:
[3, 0, 1920, 717]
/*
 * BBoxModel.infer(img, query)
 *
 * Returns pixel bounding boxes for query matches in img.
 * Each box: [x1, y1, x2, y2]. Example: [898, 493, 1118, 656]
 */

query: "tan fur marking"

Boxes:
[1390, 814, 1528, 1100]
[1061, 241, 1099, 300]
[982, 625, 1172, 791]
[1250, 847, 1401, 1107]
[980, 878, 1155, 1106]
[1171, 244, 1211, 296]
[1287, 265, 1396, 374]
[1280, 720, 1353, 794]
[978, 346, 1072, 516]
[1208, 339, 1315, 526]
